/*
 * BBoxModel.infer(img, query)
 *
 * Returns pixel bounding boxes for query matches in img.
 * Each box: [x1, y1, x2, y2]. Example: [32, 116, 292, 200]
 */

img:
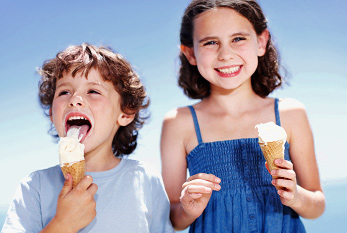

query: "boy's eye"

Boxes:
[58, 91, 70, 96]
[88, 90, 101, 94]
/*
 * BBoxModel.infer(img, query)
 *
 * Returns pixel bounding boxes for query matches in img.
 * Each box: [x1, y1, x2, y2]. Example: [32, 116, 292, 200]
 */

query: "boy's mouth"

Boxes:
[65, 113, 92, 142]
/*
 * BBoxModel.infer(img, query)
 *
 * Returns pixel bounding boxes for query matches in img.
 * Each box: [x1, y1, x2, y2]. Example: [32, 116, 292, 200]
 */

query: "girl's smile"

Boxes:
[215, 65, 242, 78]
[181, 7, 268, 93]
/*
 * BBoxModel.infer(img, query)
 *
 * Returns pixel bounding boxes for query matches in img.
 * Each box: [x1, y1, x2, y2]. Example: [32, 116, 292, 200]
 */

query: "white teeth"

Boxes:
[218, 66, 241, 74]
[68, 116, 87, 121]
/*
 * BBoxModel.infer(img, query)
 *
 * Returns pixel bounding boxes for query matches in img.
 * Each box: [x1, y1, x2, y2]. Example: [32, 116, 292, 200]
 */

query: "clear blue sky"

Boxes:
[0, 0, 346, 210]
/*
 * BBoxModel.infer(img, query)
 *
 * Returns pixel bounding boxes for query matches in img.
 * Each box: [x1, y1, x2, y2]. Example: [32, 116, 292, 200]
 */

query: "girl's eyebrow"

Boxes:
[198, 32, 251, 44]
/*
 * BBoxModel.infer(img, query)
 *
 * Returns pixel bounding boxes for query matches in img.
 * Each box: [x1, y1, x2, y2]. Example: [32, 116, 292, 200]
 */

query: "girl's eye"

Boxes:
[233, 37, 246, 42]
[203, 40, 218, 46]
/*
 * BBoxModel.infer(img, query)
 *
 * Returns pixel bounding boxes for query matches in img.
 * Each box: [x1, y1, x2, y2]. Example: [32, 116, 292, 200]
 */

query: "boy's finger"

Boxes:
[59, 173, 73, 198]
[76, 175, 94, 190]
[87, 183, 98, 196]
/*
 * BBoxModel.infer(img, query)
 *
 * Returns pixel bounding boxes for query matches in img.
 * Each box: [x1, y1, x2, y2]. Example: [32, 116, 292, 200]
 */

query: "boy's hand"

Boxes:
[267, 159, 299, 207]
[53, 174, 98, 232]
[180, 173, 221, 219]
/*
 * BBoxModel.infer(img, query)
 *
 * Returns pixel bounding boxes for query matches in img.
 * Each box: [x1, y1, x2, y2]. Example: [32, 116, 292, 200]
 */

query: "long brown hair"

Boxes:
[179, 0, 283, 99]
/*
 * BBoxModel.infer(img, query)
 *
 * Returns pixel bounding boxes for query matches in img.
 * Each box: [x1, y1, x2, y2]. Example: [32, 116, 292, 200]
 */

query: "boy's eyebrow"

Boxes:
[88, 81, 108, 90]
[56, 82, 70, 89]
[55, 81, 109, 90]
[198, 32, 251, 44]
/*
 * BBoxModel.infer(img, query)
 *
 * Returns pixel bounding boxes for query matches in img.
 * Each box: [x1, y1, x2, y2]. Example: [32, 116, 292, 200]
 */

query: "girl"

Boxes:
[160, 0, 325, 232]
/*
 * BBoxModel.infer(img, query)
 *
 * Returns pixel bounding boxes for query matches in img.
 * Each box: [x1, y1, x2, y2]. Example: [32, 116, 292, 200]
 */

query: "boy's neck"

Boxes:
[84, 149, 121, 172]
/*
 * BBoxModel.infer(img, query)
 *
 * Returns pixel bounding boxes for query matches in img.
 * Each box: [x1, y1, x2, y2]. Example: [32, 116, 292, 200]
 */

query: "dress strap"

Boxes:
[188, 106, 203, 144]
[274, 98, 281, 126]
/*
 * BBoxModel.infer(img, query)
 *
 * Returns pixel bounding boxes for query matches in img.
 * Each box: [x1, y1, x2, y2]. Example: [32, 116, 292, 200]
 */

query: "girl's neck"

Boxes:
[204, 86, 262, 114]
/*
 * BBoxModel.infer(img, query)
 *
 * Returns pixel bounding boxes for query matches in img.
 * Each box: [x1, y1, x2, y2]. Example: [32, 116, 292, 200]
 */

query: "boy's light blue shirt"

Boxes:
[2, 159, 174, 233]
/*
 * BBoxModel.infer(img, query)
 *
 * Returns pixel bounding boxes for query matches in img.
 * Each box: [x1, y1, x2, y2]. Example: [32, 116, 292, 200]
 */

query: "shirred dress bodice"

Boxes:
[186, 99, 305, 233]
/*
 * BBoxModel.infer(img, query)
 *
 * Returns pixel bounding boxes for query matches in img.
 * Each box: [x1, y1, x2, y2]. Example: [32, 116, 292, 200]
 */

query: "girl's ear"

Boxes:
[118, 113, 135, 127]
[180, 45, 197, 65]
[257, 29, 269, 57]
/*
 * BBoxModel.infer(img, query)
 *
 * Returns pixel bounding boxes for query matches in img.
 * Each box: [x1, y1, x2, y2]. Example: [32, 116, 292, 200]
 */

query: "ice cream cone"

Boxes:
[258, 140, 284, 172]
[61, 160, 85, 187]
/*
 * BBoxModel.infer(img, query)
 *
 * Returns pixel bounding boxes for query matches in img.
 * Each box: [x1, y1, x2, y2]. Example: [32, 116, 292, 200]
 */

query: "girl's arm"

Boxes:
[272, 99, 325, 219]
[160, 108, 220, 230]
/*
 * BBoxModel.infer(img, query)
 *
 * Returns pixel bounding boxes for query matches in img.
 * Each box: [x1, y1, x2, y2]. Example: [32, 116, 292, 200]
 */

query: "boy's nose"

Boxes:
[69, 95, 84, 107]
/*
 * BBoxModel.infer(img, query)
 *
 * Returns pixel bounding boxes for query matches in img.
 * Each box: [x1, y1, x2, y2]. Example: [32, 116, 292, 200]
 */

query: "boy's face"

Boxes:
[50, 68, 134, 154]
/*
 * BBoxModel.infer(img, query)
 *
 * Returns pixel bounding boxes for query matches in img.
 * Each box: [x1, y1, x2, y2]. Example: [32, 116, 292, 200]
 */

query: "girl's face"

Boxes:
[182, 7, 268, 94]
[50, 68, 133, 154]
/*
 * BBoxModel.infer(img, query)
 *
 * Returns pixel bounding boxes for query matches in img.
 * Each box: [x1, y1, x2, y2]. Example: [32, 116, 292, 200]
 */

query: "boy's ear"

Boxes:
[257, 29, 269, 57]
[180, 45, 197, 65]
[118, 113, 135, 127]
[49, 108, 53, 122]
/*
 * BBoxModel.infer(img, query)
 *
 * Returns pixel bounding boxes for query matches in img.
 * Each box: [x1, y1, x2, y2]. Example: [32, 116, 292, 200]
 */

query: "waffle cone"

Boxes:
[61, 160, 85, 187]
[259, 140, 284, 172]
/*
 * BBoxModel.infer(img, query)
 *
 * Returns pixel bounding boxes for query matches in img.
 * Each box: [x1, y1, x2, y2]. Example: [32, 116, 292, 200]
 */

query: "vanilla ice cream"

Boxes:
[59, 127, 85, 166]
[255, 122, 287, 174]
[255, 122, 287, 145]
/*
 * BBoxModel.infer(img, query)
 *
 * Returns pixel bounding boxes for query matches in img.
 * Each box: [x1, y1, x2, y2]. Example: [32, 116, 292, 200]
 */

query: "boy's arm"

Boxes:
[40, 174, 98, 233]
[149, 174, 175, 233]
[2, 172, 44, 233]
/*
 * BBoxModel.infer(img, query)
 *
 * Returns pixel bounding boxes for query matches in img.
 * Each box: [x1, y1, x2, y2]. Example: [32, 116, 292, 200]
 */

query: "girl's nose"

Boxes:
[217, 44, 235, 61]
[69, 95, 84, 107]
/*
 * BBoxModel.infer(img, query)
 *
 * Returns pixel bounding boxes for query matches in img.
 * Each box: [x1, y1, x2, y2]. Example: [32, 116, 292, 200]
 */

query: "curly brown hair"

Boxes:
[179, 0, 283, 99]
[38, 43, 149, 157]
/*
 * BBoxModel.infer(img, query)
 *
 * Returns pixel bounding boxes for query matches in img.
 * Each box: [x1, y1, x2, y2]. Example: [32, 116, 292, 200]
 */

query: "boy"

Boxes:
[2, 43, 174, 233]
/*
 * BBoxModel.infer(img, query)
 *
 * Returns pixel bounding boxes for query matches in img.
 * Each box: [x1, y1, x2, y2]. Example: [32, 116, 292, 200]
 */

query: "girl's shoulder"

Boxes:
[278, 98, 306, 112]
[277, 98, 310, 142]
[162, 106, 196, 142]
[163, 106, 194, 125]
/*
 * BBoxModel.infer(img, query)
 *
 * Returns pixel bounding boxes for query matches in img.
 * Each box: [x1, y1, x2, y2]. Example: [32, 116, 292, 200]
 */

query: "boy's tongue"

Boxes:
[67, 125, 89, 142]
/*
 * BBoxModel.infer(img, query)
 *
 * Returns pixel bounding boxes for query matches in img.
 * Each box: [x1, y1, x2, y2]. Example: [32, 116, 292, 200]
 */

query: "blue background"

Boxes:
[1, 0, 346, 232]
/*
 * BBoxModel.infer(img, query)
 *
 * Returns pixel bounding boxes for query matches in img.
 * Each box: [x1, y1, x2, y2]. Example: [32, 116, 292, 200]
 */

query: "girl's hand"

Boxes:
[180, 173, 221, 219]
[269, 159, 299, 207]
[48, 174, 98, 233]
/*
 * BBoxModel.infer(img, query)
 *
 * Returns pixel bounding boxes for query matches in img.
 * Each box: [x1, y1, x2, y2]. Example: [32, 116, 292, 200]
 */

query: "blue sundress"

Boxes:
[187, 98, 306, 233]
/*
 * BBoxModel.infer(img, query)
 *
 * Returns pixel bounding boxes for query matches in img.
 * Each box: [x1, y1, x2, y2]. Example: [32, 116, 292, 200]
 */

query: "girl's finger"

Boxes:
[187, 173, 221, 184]
[278, 189, 295, 200]
[271, 169, 296, 180]
[183, 179, 221, 191]
[187, 185, 212, 194]
[272, 178, 295, 191]
[274, 159, 293, 170]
